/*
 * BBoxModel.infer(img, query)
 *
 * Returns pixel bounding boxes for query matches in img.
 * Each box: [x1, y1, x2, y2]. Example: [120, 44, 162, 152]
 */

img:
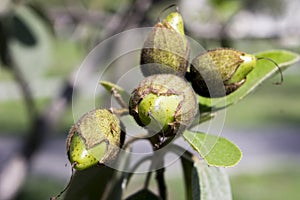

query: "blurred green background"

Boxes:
[0, 0, 299, 199]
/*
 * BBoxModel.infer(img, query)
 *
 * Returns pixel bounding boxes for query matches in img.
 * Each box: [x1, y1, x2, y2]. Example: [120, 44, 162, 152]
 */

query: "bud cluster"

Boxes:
[66, 9, 259, 170]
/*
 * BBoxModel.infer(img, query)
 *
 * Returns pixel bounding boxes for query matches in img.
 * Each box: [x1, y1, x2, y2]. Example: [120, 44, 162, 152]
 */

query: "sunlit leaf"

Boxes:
[183, 130, 242, 167]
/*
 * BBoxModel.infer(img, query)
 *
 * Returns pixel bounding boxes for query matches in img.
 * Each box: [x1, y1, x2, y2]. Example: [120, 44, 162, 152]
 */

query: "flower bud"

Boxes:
[129, 74, 197, 137]
[66, 109, 125, 170]
[140, 11, 190, 77]
[189, 48, 256, 97]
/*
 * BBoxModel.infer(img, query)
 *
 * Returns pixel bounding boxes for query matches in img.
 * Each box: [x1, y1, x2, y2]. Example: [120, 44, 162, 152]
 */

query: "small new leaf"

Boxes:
[100, 80, 126, 95]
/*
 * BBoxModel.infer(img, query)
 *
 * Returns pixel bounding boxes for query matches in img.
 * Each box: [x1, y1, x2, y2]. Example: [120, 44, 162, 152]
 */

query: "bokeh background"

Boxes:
[0, 0, 299, 199]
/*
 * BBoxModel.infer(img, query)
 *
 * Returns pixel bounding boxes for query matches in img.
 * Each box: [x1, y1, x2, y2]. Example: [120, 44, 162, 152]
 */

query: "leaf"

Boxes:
[192, 159, 232, 200]
[12, 14, 37, 46]
[180, 156, 232, 200]
[9, 5, 53, 78]
[63, 166, 119, 200]
[100, 80, 130, 102]
[125, 189, 161, 200]
[183, 130, 242, 167]
[211, 0, 242, 21]
[100, 80, 126, 94]
[198, 50, 300, 112]
[28, 2, 55, 34]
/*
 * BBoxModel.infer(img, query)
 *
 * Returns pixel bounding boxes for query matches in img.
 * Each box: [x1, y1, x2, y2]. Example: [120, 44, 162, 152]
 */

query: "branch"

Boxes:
[156, 167, 167, 200]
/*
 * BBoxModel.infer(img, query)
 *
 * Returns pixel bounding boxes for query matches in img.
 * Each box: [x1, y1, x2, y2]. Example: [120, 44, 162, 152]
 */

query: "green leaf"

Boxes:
[198, 49, 300, 112]
[192, 159, 232, 200]
[100, 80, 125, 94]
[125, 189, 161, 200]
[211, 0, 242, 21]
[100, 80, 130, 102]
[183, 130, 242, 167]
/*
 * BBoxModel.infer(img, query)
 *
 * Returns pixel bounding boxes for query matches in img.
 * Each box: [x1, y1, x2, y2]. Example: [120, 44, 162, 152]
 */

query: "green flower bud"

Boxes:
[66, 109, 125, 170]
[129, 74, 197, 137]
[140, 11, 190, 77]
[189, 48, 256, 97]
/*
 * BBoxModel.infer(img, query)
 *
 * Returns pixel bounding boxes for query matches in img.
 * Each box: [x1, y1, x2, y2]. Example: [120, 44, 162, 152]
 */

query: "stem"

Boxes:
[156, 167, 167, 200]
[144, 171, 152, 189]
[11, 60, 37, 123]
[149, 133, 161, 150]
[149, 136, 167, 200]
[110, 108, 129, 116]
[50, 164, 75, 200]
[8, 58, 42, 160]
[111, 87, 128, 109]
